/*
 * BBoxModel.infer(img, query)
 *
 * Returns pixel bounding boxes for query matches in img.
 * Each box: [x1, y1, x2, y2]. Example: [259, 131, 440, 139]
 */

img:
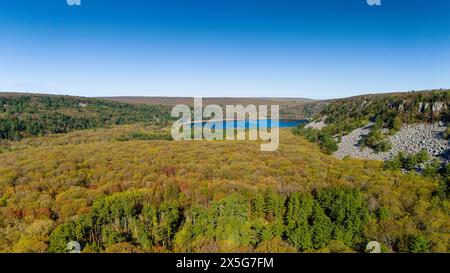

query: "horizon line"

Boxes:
[0, 88, 449, 101]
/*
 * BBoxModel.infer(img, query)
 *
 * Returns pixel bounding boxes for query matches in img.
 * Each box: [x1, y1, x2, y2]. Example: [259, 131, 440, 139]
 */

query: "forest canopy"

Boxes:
[0, 92, 448, 253]
[0, 126, 448, 253]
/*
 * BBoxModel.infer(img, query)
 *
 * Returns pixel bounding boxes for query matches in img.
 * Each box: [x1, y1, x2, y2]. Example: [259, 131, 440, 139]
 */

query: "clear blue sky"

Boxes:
[1, 0, 450, 99]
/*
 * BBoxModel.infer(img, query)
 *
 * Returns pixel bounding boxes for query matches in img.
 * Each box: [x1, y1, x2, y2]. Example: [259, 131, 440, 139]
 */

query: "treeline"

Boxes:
[46, 186, 429, 253]
[0, 94, 172, 140]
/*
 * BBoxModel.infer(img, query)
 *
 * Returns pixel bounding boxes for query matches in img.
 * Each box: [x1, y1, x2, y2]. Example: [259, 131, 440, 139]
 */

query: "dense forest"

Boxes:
[47, 187, 371, 253]
[0, 125, 448, 253]
[0, 92, 448, 253]
[0, 93, 172, 141]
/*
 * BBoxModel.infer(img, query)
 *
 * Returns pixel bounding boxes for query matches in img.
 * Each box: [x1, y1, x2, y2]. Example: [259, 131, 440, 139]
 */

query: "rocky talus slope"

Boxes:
[334, 122, 449, 162]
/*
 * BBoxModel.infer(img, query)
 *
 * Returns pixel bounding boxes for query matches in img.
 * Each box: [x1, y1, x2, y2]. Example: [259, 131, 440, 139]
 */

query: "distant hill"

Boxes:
[98, 96, 313, 106]
[0, 92, 171, 141]
[99, 96, 316, 119]
[318, 89, 449, 136]
[293, 89, 450, 159]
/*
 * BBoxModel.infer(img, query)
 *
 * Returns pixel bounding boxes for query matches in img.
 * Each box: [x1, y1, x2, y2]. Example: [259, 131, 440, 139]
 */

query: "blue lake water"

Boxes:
[190, 119, 307, 129]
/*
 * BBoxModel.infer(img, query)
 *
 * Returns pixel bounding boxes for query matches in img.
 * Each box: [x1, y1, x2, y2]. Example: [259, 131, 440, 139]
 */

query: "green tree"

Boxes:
[311, 205, 333, 248]
[409, 235, 430, 253]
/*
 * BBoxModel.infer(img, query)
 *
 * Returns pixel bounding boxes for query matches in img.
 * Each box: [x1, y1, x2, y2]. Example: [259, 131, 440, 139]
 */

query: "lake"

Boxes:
[189, 119, 307, 129]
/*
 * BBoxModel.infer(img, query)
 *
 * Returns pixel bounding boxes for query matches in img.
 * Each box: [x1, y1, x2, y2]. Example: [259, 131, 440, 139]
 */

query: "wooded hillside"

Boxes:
[0, 93, 172, 141]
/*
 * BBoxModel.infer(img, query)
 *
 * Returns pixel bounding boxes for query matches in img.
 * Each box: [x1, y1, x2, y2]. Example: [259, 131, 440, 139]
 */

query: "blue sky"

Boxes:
[0, 0, 449, 99]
